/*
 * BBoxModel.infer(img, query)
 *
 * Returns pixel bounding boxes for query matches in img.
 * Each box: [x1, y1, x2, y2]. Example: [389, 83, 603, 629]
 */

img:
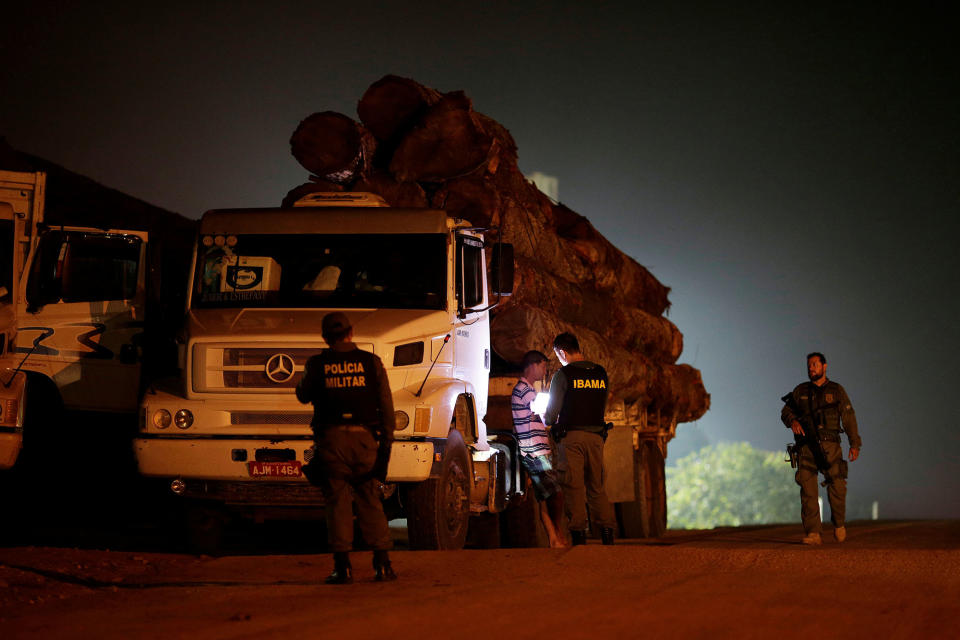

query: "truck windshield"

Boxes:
[192, 233, 447, 310]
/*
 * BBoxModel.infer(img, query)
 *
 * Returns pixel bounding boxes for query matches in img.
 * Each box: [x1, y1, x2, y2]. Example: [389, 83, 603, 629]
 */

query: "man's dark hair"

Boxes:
[807, 352, 827, 365]
[521, 350, 548, 370]
[553, 332, 580, 354]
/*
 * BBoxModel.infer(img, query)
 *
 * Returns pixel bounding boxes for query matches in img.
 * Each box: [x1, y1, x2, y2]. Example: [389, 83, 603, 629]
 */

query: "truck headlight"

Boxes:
[395, 410, 410, 430]
[174, 409, 194, 429]
[153, 409, 172, 429]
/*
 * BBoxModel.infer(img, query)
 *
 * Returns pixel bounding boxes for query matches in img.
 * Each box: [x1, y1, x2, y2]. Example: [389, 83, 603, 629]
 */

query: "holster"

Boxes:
[303, 448, 323, 486]
[550, 425, 567, 442]
[786, 443, 799, 468]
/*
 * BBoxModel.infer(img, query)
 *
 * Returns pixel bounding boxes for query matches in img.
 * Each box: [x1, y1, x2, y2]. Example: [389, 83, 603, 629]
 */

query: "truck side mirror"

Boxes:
[490, 243, 514, 296]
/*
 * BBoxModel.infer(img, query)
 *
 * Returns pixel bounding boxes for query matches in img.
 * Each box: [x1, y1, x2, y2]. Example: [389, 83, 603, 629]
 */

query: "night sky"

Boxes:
[3, 2, 957, 518]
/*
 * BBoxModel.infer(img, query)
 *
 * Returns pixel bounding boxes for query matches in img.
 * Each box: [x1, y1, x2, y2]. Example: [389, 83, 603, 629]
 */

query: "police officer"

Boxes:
[296, 312, 397, 583]
[781, 352, 861, 545]
[543, 332, 617, 545]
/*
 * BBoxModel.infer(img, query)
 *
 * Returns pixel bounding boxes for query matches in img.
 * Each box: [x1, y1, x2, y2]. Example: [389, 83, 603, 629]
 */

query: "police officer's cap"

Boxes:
[322, 312, 352, 337]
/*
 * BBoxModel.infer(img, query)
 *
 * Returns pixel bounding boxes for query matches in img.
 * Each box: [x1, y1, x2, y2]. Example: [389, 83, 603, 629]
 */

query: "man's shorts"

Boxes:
[520, 453, 561, 501]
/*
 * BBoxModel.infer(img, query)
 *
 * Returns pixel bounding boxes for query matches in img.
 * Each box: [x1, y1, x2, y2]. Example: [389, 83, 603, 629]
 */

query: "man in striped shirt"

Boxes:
[512, 350, 566, 547]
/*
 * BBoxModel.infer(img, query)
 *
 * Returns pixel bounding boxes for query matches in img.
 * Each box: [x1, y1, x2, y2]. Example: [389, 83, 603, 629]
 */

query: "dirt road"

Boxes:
[2, 520, 957, 639]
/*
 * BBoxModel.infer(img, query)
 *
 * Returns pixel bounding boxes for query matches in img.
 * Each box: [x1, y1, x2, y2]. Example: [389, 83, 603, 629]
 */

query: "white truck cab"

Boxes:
[0, 169, 155, 470]
[135, 194, 516, 549]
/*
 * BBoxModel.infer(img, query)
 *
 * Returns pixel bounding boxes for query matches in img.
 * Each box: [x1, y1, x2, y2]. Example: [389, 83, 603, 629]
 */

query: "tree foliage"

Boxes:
[667, 442, 797, 529]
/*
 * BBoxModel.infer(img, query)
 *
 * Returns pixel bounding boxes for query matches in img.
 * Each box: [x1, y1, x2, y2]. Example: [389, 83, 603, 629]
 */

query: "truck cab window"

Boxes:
[192, 233, 446, 310]
[27, 231, 141, 306]
[457, 236, 484, 310]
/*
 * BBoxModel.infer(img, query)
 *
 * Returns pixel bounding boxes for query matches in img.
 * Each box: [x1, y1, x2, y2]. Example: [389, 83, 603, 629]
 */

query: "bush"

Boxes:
[667, 442, 797, 529]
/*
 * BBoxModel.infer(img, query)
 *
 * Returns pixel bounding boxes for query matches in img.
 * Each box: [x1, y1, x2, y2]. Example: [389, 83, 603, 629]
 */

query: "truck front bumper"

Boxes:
[134, 436, 436, 484]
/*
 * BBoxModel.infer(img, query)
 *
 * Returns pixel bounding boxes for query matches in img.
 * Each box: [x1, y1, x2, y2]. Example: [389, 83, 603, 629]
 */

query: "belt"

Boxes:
[818, 431, 841, 443]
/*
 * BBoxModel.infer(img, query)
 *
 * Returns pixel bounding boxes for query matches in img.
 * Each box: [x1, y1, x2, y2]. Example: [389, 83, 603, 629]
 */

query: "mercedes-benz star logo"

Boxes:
[265, 353, 296, 384]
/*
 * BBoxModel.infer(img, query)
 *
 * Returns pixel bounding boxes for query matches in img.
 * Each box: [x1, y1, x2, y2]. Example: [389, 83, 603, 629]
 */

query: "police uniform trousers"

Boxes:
[315, 425, 392, 553]
[795, 439, 846, 534]
[557, 429, 616, 531]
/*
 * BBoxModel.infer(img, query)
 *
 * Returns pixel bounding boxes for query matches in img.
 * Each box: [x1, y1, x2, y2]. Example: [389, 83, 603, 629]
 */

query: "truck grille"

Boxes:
[231, 412, 313, 425]
[193, 345, 315, 392]
[192, 343, 373, 393]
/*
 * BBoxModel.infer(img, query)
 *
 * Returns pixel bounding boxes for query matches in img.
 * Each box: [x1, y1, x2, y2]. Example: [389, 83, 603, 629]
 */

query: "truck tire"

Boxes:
[405, 430, 471, 550]
[639, 441, 667, 538]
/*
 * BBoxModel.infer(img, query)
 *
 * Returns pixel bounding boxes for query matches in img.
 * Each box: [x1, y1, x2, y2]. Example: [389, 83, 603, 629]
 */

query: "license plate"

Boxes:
[247, 461, 302, 478]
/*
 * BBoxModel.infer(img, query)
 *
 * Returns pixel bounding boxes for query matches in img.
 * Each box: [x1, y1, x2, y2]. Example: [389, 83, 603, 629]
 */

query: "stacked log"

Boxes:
[285, 76, 709, 425]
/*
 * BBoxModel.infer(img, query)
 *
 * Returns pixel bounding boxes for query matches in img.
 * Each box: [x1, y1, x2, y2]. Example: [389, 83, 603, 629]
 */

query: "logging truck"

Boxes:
[133, 191, 671, 549]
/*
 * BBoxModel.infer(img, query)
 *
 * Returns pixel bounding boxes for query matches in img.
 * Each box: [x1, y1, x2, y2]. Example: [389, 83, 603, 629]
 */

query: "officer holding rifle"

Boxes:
[781, 352, 861, 545]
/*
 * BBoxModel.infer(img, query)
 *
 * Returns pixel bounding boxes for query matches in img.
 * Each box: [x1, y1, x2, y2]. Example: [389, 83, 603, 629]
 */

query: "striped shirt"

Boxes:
[512, 379, 551, 458]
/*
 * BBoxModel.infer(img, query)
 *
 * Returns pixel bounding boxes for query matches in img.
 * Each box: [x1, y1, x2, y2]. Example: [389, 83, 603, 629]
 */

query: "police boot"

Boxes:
[325, 551, 353, 584]
[601, 527, 615, 546]
[373, 549, 397, 582]
[801, 532, 822, 546]
[570, 530, 587, 546]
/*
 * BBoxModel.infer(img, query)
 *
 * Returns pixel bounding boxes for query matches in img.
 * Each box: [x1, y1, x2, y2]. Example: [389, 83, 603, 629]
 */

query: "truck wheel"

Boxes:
[639, 441, 667, 538]
[405, 430, 471, 550]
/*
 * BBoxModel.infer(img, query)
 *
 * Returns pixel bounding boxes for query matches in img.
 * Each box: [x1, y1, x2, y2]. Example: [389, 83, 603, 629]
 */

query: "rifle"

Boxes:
[781, 388, 841, 487]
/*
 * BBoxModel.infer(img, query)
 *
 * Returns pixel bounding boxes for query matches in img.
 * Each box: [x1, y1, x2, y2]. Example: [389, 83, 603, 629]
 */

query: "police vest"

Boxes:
[309, 347, 381, 427]
[556, 362, 609, 430]
[799, 381, 843, 434]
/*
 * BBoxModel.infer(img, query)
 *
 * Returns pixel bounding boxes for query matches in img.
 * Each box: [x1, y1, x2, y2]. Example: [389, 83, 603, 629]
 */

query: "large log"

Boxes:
[389, 92, 495, 183]
[440, 161, 671, 316]
[357, 75, 443, 147]
[431, 173, 501, 229]
[352, 171, 429, 208]
[290, 112, 375, 184]
[552, 203, 671, 315]
[509, 257, 682, 363]
[490, 303, 708, 420]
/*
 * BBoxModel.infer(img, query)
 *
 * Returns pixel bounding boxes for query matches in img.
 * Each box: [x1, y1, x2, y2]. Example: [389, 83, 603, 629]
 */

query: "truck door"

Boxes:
[18, 228, 148, 412]
[0, 207, 15, 352]
[453, 233, 491, 432]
